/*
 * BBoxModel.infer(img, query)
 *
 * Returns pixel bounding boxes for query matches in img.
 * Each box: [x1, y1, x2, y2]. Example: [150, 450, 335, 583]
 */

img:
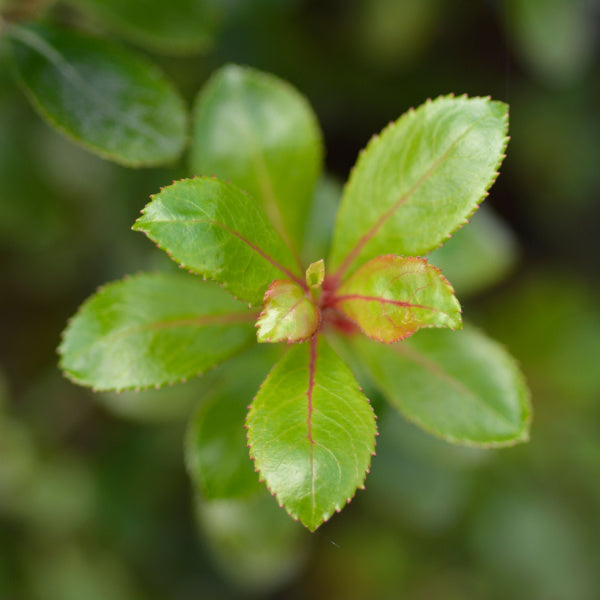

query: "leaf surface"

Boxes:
[7, 24, 187, 166]
[256, 280, 319, 343]
[65, 0, 220, 55]
[59, 273, 255, 391]
[190, 65, 323, 252]
[353, 325, 531, 447]
[134, 178, 303, 306]
[328, 96, 508, 280]
[332, 255, 461, 343]
[247, 337, 377, 531]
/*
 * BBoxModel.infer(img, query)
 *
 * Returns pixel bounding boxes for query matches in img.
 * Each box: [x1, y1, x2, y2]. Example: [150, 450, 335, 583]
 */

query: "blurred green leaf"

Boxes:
[185, 346, 282, 500]
[134, 177, 303, 306]
[190, 65, 323, 253]
[196, 491, 307, 593]
[247, 338, 376, 531]
[334, 255, 461, 343]
[7, 23, 187, 166]
[328, 96, 508, 280]
[66, 0, 220, 55]
[504, 0, 596, 86]
[428, 205, 518, 297]
[59, 273, 255, 391]
[354, 325, 531, 446]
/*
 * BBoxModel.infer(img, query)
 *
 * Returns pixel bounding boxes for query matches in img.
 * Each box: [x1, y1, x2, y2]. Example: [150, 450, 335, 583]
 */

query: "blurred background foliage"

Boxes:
[1, 0, 600, 598]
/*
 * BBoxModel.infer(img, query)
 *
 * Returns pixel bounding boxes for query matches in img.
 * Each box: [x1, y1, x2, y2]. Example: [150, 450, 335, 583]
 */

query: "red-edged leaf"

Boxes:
[256, 280, 319, 343]
[329, 255, 461, 343]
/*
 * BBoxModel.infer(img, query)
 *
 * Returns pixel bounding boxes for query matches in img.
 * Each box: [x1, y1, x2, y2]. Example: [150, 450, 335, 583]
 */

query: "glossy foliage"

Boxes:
[247, 338, 377, 530]
[328, 95, 508, 279]
[7, 23, 187, 166]
[133, 177, 302, 306]
[59, 273, 255, 391]
[354, 326, 531, 446]
[334, 255, 461, 343]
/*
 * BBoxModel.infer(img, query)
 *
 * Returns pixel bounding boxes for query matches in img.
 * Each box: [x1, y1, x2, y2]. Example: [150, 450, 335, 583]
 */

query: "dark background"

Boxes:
[1, 1, 600, 598]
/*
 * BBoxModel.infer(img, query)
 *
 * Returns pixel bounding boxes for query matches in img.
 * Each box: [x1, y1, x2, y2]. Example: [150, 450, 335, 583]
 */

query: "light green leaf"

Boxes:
[328, 95, 508, 281]
[247, 337, 377, 531]
[256, 280, 319, 343]
[332, 255, 461, 343]
[65, 0, 220, 55]
[59, 273, 256, 391]
[133, 177, 304, 306]
[6, 23, 187, 167]
[305, 259, 325, 288]
[428, 205, 518, 297]
[353, 325, 531, 447]
[185, 345, 282, 500]
[189, 64, 323, 252]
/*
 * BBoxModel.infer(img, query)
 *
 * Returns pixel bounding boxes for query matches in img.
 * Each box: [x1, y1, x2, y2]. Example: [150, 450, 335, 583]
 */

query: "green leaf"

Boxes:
[331, 255, 461, 343]
[65, 0, 220, 55]
[189, 64, 323, 252]
[185, 345, 282, 500]
[328, 95, 508, 281]
[58, 273, 255, 391]
[428, 205, 518, 297]
[247, 337, 377, 531]
[256, 280, 319, 343]
[353, 325, 531, 447]
[134, 177, 304, 306]
[6, 23, 187, 167]
[305, 259, 325, 288]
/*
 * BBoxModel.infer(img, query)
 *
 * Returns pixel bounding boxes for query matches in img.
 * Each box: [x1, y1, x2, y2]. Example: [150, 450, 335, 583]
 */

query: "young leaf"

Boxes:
[331, 255, 461, 343]
[305, 259, 325, 288]
[133, 178, 303, 306]
[189, 64, 323, 252]
[247, 337, 377, 531]
[59, 273, 255, 391]
[6, 24, 187, 167]
[328, 96, 508, 281]
[256, 280, 320, 343]
[65, 0, 220, 55]
[353, 325, 531, 447]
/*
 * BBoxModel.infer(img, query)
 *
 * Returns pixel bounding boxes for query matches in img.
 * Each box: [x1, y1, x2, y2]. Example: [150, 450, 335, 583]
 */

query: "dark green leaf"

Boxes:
[59, 273, 255, 391]
[7, 23, 187, 166]
[66, 0, 219, 55]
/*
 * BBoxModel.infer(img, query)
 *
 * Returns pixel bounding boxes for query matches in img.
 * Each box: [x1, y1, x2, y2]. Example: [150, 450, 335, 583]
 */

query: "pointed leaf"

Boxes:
[305, 259, 325, 288]
[331, 255, 461, 343]
[65, 0, 220, 55]
[329, 96, 508, 280]
[353, 325, 531, 447]
[256, 280, 319, 343]
[6, 24, 187, 167]
[58, 273, 255, 391]
[133, 178, 304, 306]
[189, 64, 324, 251]
[247, 337, 377, 531]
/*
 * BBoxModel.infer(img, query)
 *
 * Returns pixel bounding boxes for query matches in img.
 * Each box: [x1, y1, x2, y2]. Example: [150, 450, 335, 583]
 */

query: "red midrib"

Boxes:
[306, 336, 317, 506]
[332, 293, 437, 312]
